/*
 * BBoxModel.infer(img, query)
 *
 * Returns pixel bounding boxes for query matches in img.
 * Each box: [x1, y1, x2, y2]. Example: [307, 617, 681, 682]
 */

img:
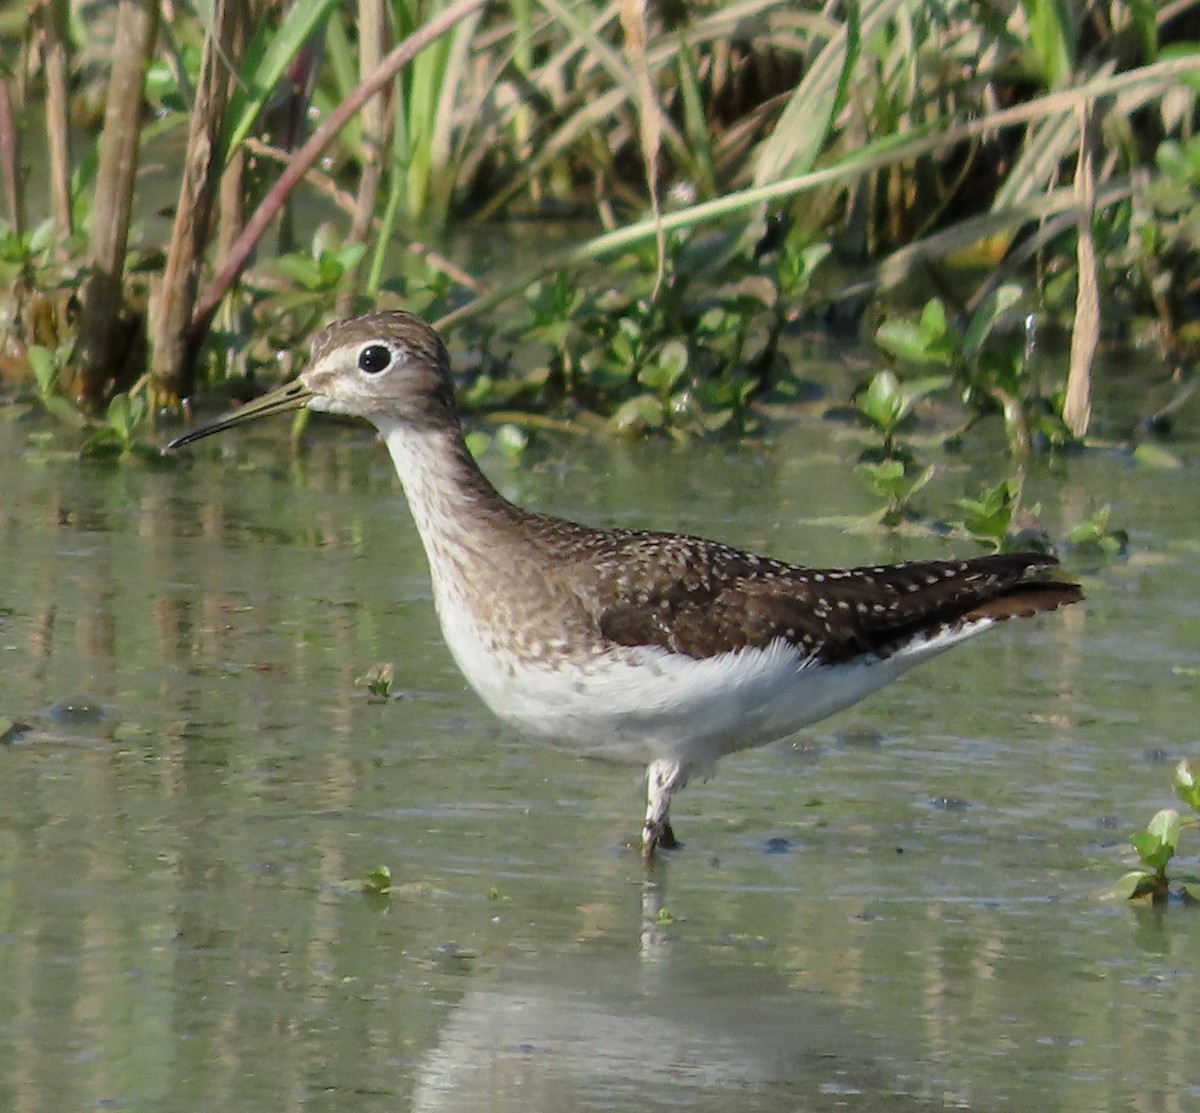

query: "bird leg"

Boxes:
[642, 758, 687, 859]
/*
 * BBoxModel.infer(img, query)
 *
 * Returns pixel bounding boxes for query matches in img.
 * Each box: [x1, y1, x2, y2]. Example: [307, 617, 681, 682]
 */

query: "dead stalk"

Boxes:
[150, 0, 249, 403]
[1064, 96, 1097, 440]
[75, 0, 160, 409]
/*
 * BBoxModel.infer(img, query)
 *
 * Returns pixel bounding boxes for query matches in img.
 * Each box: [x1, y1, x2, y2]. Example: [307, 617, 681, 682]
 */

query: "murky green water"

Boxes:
[2, 377, 1199, 1112]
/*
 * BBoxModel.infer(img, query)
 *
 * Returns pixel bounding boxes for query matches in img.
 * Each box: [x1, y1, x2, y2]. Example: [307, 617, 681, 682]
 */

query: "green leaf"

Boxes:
[919, 297, 948, 336]
[1148, 807, 1182, 848]
[1129, 832, 1171, 872]
[858, 370, 950, 433]
[1128, 873, 1167, 901]
[876, 320, 935, 364]
[222, 0, 341, 161]
[1175, 759, 1200, 812]
[859, 369, 904, 430]
[1178, 879, 1200, 904]
[1157, 138, 1200, 187]
[27, 345, 58, 397]
[1131, 808, 1181, 871]
[362, 864, 392, 894]
[1019, 0, 1075, 87]
[904, 463, 936, 500]
[640, 339, 688, 394]
[494, 423, 529, 458]
[43, 396, 86, 428]
[80, 428, 124, 457]
[106, 392, 147, 444]
[609, 394, 665, 436]
[875, 300, 956, 365]
[778, 240, 832, 299]
[856, 458, 907, 500]
[1109, 870, 1155, 900]
[955, 478, 1020, 547]
[358, 661, 394, 701]
[1133, 443, 1183, 470]
[963, 283, 1024, 360]
[273, 254, 325, 290]
[333, 242, 367, 272]
[463, 430, 491, 459]
[1067, 505, 1128, 558]
[903, 374, 953, 410]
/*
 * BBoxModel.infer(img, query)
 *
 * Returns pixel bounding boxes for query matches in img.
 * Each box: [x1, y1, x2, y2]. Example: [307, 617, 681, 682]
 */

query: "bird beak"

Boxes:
[164, 378, 315, 451]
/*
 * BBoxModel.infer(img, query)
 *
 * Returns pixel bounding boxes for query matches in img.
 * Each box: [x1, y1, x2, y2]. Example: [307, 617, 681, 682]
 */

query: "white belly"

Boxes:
[429, 558, 998, 771]
[439, 611, 941, 770]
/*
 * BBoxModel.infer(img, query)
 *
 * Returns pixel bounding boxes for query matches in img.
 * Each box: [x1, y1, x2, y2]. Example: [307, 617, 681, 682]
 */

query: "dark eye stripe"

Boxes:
[359, 344, 392, 374]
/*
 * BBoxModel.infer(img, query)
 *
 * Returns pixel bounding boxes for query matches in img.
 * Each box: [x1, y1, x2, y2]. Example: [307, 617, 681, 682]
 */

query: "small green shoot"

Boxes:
[858, 369, 948, 449]
[272, 229, 368, 294]
[875, 299, 958, 366]
[357, 662, 395, 702]
[853, 367, 948, 527]
[873, 291, 1071, 457]
[953, 478, 1021, 549]
[28, 344, 59, 397]
[857, 368, 950, 457]
[1112, 760, 1200, 904]
[80, 392, 157, 459]
[775, 237, 831, 300]
[1116, 809, 1190, 903]
[1067, 505, 1128, 559]
[856, 458, 936, 527]
[27, 343, 84, 427]
[1176, 758, 1200, 811]
[362, 864, 393, 895]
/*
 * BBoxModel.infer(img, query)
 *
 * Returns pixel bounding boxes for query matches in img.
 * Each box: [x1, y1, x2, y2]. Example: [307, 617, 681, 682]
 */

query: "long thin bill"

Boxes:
[164, 379, 314, 451]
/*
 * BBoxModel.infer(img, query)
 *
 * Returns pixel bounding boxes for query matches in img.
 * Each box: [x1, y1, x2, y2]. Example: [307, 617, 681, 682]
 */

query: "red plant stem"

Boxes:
[187, 0, 487, 360]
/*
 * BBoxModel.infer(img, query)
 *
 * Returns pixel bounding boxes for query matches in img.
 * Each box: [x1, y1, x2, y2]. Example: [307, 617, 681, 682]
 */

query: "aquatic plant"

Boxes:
[80, 392, 159, 460]
[357, 662, 396, 703]
[1066, 504, 1129, 561]
[1113, 760, 1200, 905]
[853, 368, 940, 527]
[361, 864, 393, 895]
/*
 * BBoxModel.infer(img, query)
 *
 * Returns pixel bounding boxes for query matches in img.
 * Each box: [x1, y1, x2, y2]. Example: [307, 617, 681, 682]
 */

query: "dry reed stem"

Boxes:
[151, 0, 250, 402]
[37, 0, 74, 234]
[76, 0, 160, 409]
[1064, 96, 1097, 439]
[618, 0, 664, 298]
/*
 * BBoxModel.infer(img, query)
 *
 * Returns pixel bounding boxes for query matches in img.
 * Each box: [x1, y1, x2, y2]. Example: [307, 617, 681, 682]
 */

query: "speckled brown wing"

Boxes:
[590, 538, 1082, 664]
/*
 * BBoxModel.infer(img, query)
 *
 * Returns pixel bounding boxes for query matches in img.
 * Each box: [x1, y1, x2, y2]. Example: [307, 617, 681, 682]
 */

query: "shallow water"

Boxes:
[2, 380, 1199, 1112]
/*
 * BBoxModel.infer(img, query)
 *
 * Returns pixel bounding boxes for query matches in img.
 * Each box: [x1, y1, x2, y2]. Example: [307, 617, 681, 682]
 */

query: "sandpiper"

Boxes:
[167, 311, 1082, 858]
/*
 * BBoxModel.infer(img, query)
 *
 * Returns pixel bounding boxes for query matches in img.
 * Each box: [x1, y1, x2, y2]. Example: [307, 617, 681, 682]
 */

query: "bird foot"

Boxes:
[642, 757, 687, 860]
[641, 818, 680, 861]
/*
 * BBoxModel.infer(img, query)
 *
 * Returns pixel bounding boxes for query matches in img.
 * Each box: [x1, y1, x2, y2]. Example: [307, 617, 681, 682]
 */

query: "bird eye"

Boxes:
[358, 344, 392, 374]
